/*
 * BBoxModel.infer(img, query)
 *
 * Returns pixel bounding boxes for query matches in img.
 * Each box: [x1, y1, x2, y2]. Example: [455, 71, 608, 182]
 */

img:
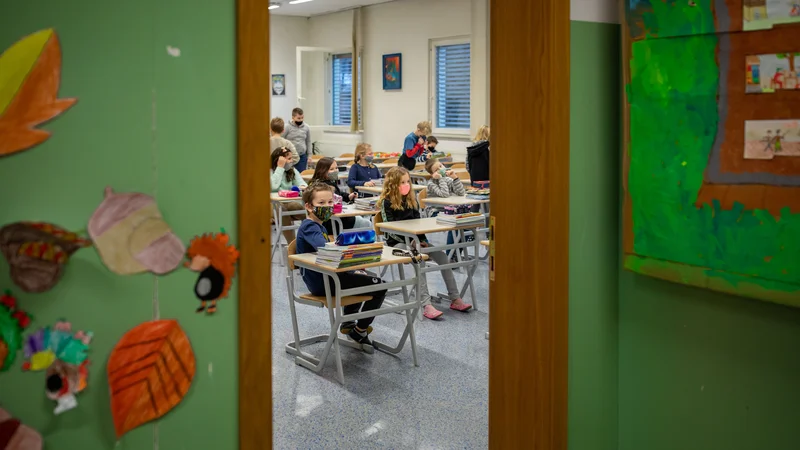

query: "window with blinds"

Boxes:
[434, 42, 471, 130]
[331, 53, 352, 126]
[331, 53, 362, 128]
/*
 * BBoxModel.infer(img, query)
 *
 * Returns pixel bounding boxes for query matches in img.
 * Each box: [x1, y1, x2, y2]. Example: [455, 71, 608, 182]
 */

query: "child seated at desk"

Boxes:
[348, 143, 383, 190]
[379, 167, 472, 320]
[424, 157, 464, 251]
[309, 157, 372, 235]
[296, 183, 387, 350]
[271, 147, 308, 244]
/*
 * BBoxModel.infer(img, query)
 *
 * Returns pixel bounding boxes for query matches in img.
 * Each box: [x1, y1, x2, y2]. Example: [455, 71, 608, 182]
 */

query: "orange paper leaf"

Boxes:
[0, 29, 77, 157]
[107, 320, 195, 438]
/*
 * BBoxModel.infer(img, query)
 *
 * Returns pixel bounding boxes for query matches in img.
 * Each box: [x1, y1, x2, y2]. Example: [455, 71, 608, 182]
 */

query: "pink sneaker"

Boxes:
[449, 299, 473, 312]
[423, 305, 444, 320]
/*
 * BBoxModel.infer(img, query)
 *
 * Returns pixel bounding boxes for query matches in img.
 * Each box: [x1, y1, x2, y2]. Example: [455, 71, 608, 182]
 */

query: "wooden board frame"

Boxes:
[237, 0, 570, 448]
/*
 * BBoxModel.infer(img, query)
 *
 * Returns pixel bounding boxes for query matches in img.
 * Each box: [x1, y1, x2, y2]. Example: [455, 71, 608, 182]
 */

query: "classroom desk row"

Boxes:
[311, 157, 462, 168]
[285, 216, 485, 384]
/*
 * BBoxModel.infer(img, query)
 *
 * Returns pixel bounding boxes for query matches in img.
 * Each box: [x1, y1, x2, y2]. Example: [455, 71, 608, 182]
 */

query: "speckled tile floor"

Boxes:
[271, 235, 490, 449]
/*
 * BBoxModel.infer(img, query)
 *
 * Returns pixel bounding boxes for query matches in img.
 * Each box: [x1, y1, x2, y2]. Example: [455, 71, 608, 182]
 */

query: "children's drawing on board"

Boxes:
[745, 53, 800, 93]
[743, 0, 800, 31]
[744, 119, 800, 159]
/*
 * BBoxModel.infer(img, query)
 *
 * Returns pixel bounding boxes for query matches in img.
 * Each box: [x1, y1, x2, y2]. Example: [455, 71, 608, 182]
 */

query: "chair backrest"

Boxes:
[287, 239, 297, 271]
[417, 188, 428, 208]
[373, 211, 383, 235]
[414, 163, 425, 171]
[457, 171, 471, 181]
[450, 162, 466, 169]
[300, 169, 315, 176]
[311, 154, 324, 161]
[383, 158, 398, 165]
[339, 153, 354, 158]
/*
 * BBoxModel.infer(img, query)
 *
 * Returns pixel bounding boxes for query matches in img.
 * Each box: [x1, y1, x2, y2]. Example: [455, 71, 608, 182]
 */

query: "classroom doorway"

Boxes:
[236, 0, 569, 448]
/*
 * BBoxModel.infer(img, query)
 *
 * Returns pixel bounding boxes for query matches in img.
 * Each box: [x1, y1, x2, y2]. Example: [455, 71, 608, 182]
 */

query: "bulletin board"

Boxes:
[621, 0, 800, 306]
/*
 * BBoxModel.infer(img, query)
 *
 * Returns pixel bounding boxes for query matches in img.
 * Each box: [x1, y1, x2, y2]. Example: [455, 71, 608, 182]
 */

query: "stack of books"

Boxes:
[315, 242, 384, 269]
[466, 188, 490, 200]
[436, 212, 485, 227]
[354, 197, 378, 211]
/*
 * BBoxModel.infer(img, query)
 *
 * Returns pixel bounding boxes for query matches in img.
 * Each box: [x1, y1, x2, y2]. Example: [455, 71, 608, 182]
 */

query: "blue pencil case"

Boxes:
[335, 230, 377, 246]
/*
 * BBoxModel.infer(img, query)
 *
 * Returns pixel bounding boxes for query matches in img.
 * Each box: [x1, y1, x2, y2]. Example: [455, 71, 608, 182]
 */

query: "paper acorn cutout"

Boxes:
[88, 187, 185, 275]
[185, 230, 240, 314]
[0, 407, 43, 449]
[0, 222, 90, 293]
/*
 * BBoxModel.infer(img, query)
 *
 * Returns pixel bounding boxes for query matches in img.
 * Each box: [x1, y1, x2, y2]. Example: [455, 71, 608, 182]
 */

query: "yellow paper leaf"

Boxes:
[0, 29, 53, 115]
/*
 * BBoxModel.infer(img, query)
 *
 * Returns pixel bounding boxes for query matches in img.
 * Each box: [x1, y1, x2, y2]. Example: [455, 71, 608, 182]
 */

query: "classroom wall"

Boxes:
[271, 0, 489, 159]
[270, 15, 309, 118]
[568, 19, 621, 450]
[0, 1, 238, 449]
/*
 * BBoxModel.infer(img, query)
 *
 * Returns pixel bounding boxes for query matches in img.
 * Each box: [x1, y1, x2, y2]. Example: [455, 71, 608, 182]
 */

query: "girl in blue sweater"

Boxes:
[347, 143, 383, 189]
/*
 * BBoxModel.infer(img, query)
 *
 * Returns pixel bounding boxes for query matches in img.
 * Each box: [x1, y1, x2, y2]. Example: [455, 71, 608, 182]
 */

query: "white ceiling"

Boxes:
[269, 0, 396, 17]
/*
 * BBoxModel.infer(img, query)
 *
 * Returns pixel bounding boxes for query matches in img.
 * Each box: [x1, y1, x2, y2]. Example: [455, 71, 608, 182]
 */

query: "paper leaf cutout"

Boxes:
[0, 29, 77, 157]
[107, 320, 195, 438]
[88, 187, 185, 275]
[186, 231, 240, 314]
[0, 290, 31, 372]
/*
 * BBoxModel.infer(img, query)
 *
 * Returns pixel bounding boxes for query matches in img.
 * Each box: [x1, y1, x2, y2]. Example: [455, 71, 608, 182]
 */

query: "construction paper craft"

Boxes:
[0, 407, 43, 450]
[186, 230, 240, 314]
[0, 291, 31, 372]
[21, 320, 92, 415]
[0, 29, 77, 158]
[0, 222, 91, 293]
[108, 320, 195, 439]
[743, 0, 800, 31]
[88, 187, 185, 275]
[746, 53, 800, 93]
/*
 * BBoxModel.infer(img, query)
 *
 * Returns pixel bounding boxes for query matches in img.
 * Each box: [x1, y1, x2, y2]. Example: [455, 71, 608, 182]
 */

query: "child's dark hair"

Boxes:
[311, 157, 335, 184]
[427, 136, 439, 145]
[302, 182, 333, 205]
[271, 147, 296, 183]
[425, 158, 439, 174]
[292, 107, 304, 117]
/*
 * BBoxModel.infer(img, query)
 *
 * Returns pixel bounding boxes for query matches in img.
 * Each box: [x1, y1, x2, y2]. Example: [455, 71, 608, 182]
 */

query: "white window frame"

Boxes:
[324, 50, 363, 132]
[429, 36, 472, 138]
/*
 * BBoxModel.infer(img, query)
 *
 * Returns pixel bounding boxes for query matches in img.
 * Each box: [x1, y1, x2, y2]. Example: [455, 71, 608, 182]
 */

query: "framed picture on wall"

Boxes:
[382, 53, 402, 90]
[271, 74, 285, 96]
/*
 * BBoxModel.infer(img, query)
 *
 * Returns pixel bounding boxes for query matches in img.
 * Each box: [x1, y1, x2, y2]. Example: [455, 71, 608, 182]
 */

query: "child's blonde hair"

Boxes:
[417, 121, 432, 136]
[474, 125, 490, 142]
[354, 143, 372, 164]
[379, 167, 418, 210]
[424, 158, 440, 174]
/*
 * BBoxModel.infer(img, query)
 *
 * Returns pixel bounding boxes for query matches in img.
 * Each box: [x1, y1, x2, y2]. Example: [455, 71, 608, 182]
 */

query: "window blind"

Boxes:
[435, 43, 471, 129]
[332, 53, 352, 126]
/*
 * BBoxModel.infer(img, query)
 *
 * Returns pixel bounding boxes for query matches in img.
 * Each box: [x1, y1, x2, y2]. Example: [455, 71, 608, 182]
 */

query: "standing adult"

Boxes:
[398, 121, 432, 171]
[283, 107, 312, 172]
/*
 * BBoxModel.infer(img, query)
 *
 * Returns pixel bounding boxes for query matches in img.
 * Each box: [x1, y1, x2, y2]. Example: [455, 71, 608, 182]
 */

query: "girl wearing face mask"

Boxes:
[295, 183, 387, 349]
[378, 167, 472, 320]
[271, 147, 308, 244]
[309, 157, 370, 235]
[347, 143, 383, 189]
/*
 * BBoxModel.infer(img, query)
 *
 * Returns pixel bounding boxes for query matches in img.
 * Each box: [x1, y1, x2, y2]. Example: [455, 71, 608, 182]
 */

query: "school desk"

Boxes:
[409, 168, 468, 182]
[355, 184, 427, 196]
[423, 196, 490, 207]
[286, 247, 427, 384]
[270, 193, 308, 265]
[375, 217, 483, 311]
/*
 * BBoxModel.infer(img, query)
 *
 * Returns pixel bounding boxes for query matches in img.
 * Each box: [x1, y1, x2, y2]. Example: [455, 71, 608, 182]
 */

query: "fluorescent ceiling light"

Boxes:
[289, 0, 314, 4]
[268, 4, 280, 10]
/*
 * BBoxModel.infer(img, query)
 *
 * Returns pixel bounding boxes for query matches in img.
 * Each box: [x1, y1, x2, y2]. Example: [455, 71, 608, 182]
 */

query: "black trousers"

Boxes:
[330, 271, 387, 328]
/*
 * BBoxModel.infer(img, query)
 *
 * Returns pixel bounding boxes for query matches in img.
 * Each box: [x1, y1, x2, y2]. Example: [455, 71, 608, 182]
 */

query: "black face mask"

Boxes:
[295, 121, 304, 127]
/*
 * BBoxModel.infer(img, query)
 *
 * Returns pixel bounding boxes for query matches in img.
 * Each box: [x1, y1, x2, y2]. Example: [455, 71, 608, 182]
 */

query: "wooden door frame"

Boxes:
[236, 0, 570, 448]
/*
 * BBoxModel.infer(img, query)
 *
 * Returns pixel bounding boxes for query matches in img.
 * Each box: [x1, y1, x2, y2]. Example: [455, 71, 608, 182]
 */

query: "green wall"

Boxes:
[568, 21, 620, 450]
[619, 273, 800, 450]
[0, 1, 238, 449]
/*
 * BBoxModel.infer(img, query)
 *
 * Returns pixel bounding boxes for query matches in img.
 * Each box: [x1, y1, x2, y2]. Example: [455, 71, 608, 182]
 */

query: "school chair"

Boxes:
[373, 211, 398, 282]
[457, 171, 471, 181]
[417, 188, 428, 211]
[382, 158, 399, 165]
[450, 162, 466, 169]
[284, 240, 373, 383]
[311, 154, 324, 161]
[339, 153, 354, 158]
[300, 169, 315, 176]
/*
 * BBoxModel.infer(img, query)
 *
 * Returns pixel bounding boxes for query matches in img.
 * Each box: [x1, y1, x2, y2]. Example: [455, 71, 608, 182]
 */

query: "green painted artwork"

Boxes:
[623, 1, 800, 306]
